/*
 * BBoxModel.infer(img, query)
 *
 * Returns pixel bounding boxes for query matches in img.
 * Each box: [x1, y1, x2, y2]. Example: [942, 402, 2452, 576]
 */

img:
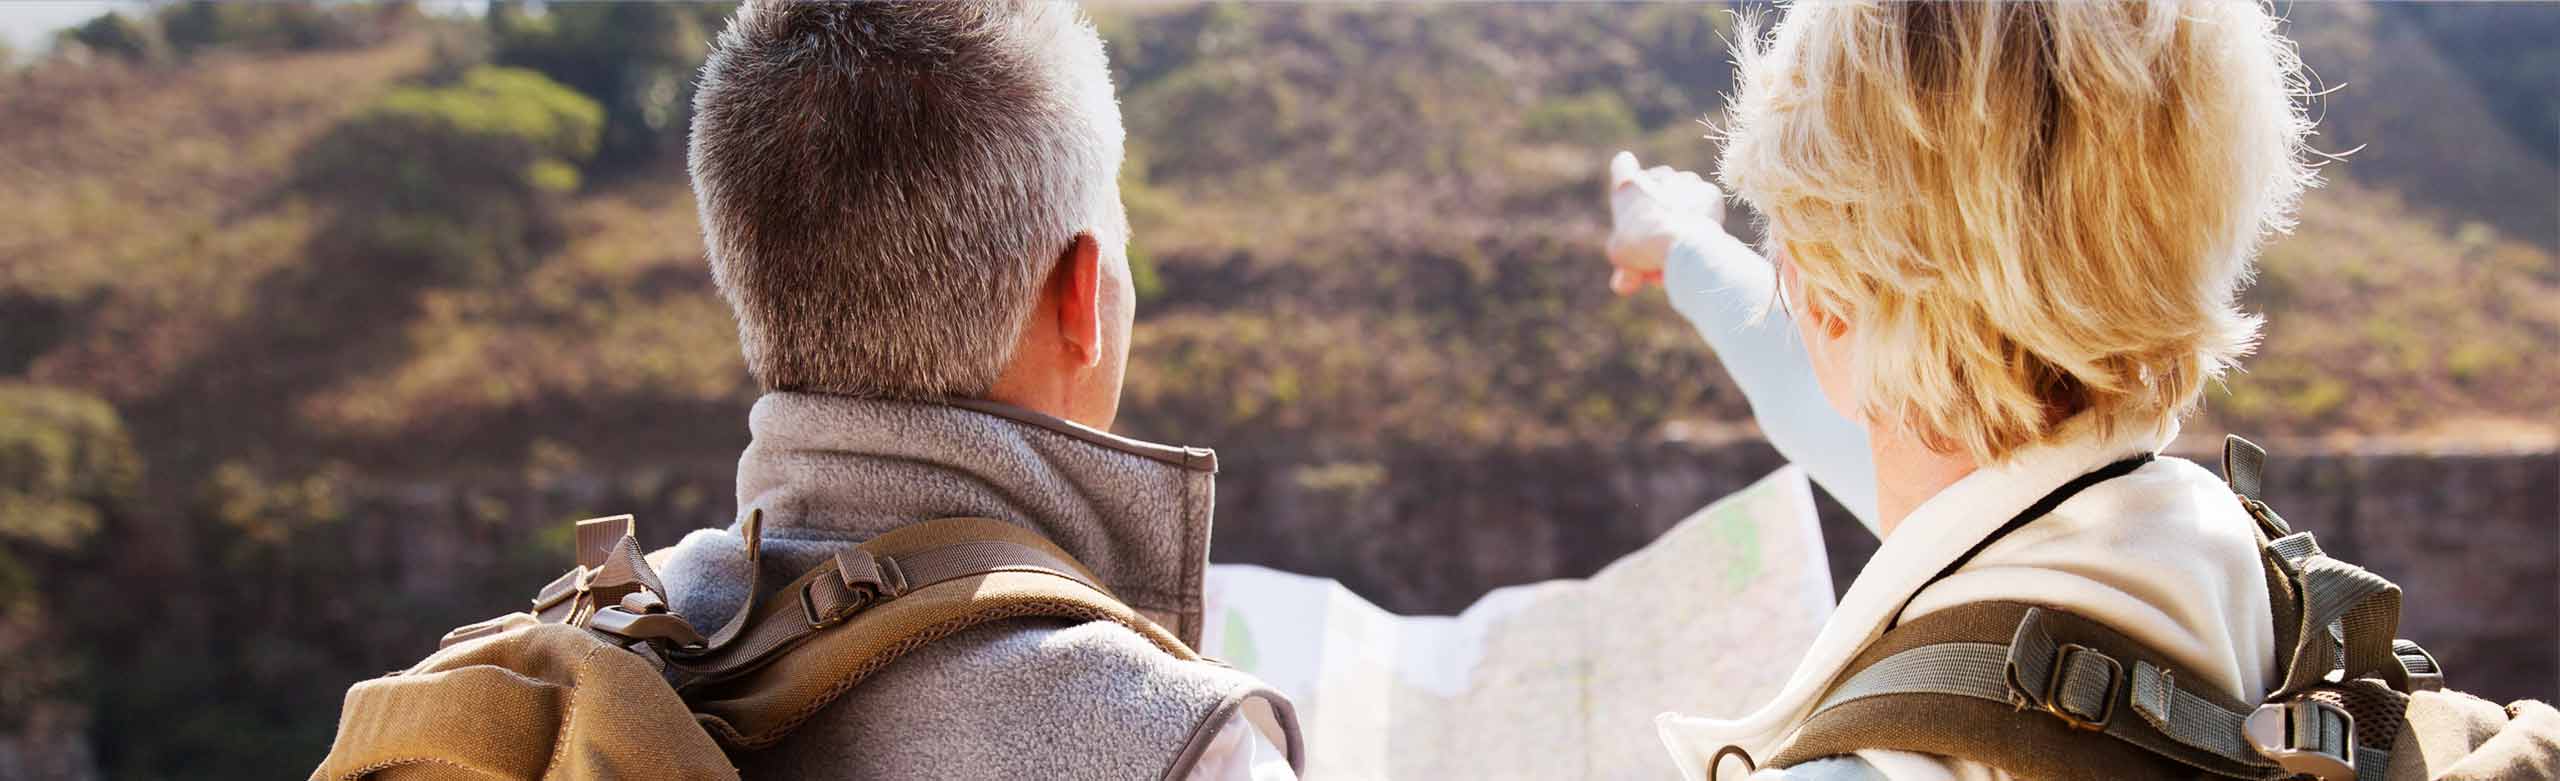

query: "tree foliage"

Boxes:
[0, 384, 134, 599]
[0, 383, 133, 771]
[61, 12, 163, 64]
[299, 66, 602, 287]
[486, 1, 724, 167]
[158, 1, 390, 56]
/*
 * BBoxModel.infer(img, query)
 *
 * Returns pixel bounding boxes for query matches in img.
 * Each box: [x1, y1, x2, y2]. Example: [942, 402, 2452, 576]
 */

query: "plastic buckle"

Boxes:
[2396, 639, 2446, 692]
[2245, 698, 2357, 781]
[2044, 643, 2121, 731]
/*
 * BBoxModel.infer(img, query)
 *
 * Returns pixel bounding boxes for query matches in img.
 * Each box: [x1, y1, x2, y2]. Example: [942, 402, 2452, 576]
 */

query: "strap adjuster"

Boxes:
[2395, 639, 2445, 692]
[799, 578, 864, 629]
[2004, 609, 2123, 731]
[2245, 698, 2357, 780]
[2043, 643, 2121, 730]
[835, 549, 907, 601]
[799, 550, 907, 629]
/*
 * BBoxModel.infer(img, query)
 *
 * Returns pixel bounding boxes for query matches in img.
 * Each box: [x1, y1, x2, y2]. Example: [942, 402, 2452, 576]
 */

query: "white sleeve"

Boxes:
[1659, 228, 1880, 530]
[1181, 711, 1298, 781]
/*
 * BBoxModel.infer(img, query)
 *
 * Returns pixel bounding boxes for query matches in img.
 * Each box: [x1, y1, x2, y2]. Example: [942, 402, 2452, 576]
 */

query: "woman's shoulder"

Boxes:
[1905, 454, 2278, 697]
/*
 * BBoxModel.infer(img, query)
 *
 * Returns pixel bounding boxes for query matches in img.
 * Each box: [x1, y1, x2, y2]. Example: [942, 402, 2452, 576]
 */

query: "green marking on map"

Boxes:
[1222, 608, 1260, 673]
[1706, 499, 1763, 594]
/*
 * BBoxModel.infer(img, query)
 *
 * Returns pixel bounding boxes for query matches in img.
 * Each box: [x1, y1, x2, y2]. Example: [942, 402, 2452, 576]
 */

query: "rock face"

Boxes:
[1202, 441, 2560, 706]
[2245, 448, 2559, 706]
[321, 440, 2559, 729]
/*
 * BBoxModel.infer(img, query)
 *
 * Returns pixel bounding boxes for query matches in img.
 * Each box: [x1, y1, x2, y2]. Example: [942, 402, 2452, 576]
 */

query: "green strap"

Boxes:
[2267, 532, 2409, 695]
[1798, 609, 2284, 777]
[2223, 435, 2268, 504]
[1811, 642, 2011, 707]
[2129, 662, 2258, 764]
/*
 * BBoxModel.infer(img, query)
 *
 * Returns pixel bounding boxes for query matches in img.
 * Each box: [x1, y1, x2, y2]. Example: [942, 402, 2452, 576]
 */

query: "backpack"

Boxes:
[1742, 436, 2560, 780]
[311, 512, 1224, 780]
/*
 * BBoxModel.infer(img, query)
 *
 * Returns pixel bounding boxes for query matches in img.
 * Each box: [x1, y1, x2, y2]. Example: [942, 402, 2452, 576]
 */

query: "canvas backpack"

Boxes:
[1733, 436, 2560, 780]
[310, 512, 1233, 779]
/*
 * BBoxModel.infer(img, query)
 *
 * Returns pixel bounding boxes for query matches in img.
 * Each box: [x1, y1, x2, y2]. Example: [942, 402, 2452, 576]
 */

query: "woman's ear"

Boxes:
[1052, 233, 1104, 368]
[1777, 252, 1849, 341]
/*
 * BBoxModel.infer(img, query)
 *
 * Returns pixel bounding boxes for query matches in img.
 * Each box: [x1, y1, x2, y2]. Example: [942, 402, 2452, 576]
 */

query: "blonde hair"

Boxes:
[1719, 0, 2315, 463]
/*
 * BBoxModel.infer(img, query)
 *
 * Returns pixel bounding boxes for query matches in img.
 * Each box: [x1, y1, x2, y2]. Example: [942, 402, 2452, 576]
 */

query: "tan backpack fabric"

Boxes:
[311, 513, 1241, 780]
[1740, 437, 2560, 780]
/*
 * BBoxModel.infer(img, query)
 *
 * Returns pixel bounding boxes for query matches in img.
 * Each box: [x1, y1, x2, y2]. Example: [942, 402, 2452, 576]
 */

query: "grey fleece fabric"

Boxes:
[654, 393, 1270, 779]
[735, 619, 1276, 779]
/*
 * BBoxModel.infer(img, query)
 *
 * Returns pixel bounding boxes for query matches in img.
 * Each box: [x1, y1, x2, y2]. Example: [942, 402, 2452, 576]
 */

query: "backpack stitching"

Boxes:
[541, 641, 613, 779]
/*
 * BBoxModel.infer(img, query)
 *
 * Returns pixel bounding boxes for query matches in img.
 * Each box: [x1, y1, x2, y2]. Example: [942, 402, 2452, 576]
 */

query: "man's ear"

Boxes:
[1051, 232, 1104, 368]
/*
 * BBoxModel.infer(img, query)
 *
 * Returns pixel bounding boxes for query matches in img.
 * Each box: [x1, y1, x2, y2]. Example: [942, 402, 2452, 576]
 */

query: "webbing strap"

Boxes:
[1812, 642, 2011, 708]
[1800, 641, 2271, 775]
[2221, 435, 2298, 540]
[690, 508, 766, 654]
[2268, 534, 2408, 696]
[665, 519, 1113, 687]
[2130, 662, 2258, 765]
[1789, 607, 2284, 778]
[508, 516, 704, 650]
[2223, 435, 2268, 504]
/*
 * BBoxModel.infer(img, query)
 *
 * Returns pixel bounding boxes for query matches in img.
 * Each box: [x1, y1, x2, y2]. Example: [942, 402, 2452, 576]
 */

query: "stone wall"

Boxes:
[349, 440, 2559, 707]
[1202, 440, 2559, 705]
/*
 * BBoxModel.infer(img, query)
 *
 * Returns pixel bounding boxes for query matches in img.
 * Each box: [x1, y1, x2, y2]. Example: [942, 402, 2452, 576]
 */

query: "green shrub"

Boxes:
[159, 1, 380, 55]
[488, 1, 723, 165]
[299, 66, 602, 285]
[1521, 92, 1640, 145]
[62, 11, 164, 64]
[0, 384, 137, 561]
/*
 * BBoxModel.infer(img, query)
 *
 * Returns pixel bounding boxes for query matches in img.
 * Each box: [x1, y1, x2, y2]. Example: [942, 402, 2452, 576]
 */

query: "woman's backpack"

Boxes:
[1748, 436, 2560, 780]
[309, 512, 1215, 779]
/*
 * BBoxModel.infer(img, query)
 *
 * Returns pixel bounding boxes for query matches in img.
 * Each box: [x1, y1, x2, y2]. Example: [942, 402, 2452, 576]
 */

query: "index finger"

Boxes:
[1609, 150, 1644, 189]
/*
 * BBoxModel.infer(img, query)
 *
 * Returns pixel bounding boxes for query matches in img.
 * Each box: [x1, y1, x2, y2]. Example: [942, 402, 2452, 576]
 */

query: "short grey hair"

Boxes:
[689, 0, 1126, 399]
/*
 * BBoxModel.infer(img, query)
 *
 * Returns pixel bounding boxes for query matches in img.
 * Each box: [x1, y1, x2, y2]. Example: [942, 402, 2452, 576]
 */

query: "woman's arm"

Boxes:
[1607, 152, 1880, 532]
[1659, 225, 1880, 533]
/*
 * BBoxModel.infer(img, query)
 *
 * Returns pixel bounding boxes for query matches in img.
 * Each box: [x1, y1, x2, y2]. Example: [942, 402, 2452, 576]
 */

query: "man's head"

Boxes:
[1723, 1, 2315, 463]
[691, 0, 1136, 428]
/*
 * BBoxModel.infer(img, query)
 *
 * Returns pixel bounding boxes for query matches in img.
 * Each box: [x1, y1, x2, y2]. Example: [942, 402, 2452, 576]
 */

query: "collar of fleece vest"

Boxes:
[658, 392, 1220, 646]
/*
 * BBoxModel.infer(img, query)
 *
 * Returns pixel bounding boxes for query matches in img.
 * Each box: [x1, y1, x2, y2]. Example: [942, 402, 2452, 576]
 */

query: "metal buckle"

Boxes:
[2245, 698, 2357, 780]
[2044, 643, 2121, 731]
[800, 580, 852, 629]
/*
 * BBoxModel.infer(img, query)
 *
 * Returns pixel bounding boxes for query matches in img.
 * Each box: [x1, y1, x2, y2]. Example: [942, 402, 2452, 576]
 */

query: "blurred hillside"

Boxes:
[0, 2, 2553, 778]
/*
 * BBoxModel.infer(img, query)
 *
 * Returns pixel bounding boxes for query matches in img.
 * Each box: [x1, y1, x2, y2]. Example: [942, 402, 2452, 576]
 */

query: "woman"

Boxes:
[1603, 2, 2316, 778]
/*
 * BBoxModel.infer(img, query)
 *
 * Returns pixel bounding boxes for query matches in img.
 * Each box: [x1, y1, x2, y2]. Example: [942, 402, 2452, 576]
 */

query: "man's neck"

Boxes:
[1870, 430, 1980, 538]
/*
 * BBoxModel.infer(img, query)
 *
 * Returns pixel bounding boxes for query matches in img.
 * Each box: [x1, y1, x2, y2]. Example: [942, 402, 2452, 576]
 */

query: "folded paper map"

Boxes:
[1202, 466, 1835, 779]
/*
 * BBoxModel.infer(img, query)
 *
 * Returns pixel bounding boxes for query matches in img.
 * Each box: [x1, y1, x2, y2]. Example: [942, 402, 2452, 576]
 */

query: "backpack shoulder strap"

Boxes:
[668, 516, 1204, 750]
[1763, 601, 2299, 779]
[1752, 451, 2290, 779]
[1761, 439, 2443, 781]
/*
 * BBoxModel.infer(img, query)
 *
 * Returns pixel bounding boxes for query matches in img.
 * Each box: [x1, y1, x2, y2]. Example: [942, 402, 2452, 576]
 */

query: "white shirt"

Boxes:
[1188, 713, 1299, 781]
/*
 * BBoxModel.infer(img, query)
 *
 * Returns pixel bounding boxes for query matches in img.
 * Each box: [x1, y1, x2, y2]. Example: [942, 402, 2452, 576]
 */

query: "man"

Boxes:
[652, 2, 1300, 777]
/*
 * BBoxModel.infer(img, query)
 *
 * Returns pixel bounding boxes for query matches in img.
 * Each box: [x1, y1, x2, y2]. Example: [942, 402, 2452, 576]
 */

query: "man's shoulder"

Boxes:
[891, 615, 1261, 699]
[741, 617, 1271, 779]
